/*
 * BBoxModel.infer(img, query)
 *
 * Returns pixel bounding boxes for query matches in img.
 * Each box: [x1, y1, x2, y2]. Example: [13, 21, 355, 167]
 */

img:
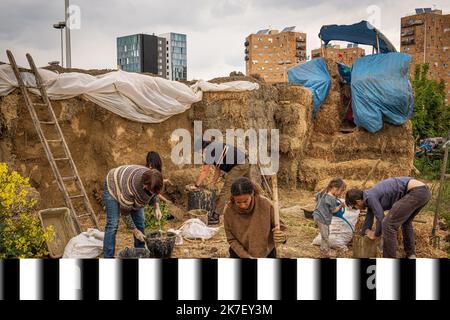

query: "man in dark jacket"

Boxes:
[345, 177, 431, 258]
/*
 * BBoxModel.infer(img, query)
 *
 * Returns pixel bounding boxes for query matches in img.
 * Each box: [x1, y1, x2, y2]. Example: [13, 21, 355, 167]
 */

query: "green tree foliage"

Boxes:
[412, 63, 450, 139]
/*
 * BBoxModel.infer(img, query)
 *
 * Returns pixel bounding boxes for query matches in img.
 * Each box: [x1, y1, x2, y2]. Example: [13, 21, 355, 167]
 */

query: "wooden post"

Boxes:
[271, 174, 281, 258]
[433, 143, 449, 237]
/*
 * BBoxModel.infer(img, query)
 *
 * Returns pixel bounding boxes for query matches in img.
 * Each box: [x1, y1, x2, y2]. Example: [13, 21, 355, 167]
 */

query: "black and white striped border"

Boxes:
[0, 259, 448, 300]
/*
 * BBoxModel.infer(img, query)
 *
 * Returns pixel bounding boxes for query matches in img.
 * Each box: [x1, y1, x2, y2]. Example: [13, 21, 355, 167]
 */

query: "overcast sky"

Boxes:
[0, 0, 449, 80]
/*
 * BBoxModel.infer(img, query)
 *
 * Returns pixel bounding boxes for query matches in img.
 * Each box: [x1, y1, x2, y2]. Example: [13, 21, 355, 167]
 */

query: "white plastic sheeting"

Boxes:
[0, 64, 259, 123]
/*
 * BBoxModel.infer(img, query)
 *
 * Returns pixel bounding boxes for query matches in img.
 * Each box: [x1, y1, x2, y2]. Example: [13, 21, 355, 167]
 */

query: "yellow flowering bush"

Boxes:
[0, 163, 54, 258]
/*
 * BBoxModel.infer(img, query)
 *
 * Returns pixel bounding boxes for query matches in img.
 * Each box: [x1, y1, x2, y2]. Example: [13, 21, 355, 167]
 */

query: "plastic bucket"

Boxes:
[145, 231, 176, 258]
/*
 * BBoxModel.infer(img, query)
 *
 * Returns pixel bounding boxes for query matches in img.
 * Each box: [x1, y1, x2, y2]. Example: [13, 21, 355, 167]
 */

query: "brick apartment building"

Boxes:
[311, 44, 365, 66]
[400, 8, 450, 103]
[245, 27, 307, 83]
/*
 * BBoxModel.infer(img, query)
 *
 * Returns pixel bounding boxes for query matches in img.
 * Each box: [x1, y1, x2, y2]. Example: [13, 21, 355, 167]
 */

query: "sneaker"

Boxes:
[208, 211, 220, 225]
[407, 254, 417, 259]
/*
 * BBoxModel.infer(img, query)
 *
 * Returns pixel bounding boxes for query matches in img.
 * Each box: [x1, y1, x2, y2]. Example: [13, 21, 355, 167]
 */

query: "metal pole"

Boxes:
[423, 19, 427, 64]
[376, 34, 380, 53]
[65, 0, 72, 68]
[60, 28, 64, 67]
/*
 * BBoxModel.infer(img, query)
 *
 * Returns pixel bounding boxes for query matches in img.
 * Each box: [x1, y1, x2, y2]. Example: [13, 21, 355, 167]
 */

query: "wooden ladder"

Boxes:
[6, 50, 99, 233]
[431, 140, 450, 247]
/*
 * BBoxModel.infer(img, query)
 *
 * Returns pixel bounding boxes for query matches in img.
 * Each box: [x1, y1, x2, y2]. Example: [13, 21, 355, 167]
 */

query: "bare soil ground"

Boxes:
[106, 188, 448, 259]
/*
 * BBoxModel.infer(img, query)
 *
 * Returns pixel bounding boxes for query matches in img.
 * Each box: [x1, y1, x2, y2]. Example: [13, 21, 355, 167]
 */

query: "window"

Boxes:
[268, 38, 273, 43]
[254, 45, 258, 48]
[264, 60, 269, 64]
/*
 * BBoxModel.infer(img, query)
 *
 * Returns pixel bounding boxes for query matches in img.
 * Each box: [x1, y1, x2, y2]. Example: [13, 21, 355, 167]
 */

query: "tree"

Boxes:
[412, 63, 450, 139]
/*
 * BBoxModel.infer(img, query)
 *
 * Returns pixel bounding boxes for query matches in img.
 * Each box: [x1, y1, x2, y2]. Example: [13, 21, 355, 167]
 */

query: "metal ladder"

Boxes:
[6, 50, 99, 233]
[431, 140, 450, 247]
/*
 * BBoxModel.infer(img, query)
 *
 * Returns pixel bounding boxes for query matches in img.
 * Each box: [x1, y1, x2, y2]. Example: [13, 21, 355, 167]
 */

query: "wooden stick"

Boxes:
[271, 174, 281, 258]
[361, 159, 381, 189]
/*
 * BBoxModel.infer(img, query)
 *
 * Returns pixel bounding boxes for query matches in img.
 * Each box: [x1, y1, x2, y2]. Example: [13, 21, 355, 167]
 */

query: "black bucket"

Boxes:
[187, 189, 216, 214]
[118, 247, 151, 259]
[145, 231, 176, 258]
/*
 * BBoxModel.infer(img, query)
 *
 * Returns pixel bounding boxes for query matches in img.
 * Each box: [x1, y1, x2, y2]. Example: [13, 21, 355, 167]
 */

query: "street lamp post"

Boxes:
[53, 21, 66, 67]
[65, 0, 72, 68]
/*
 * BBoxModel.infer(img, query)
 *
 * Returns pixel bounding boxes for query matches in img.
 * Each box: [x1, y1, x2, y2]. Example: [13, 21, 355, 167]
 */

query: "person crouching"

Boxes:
[224, 177, 287, 258]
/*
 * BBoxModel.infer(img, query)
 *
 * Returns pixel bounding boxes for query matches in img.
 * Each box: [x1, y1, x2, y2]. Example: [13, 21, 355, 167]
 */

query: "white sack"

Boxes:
[63, 228, 104, 258]
[179, 218, 219, 240]
[312, 207, 360, 250]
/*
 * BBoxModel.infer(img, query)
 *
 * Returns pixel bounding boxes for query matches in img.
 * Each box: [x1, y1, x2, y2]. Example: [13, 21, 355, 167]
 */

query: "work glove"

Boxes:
[272, 228, 287, 245]
[132, 228, 146, 242]
[155, 207, 162, 221]
[185, 184, 199, 192]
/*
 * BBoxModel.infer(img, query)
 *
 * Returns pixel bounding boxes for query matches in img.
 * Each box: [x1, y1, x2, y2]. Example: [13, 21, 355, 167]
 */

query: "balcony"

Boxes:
[296, 37, 306, 42]
[245, 48, 249, 54]
[401, 30, 415, 37]
[244, 41, 249, 47]
[296, 51, 306, 58]
[245, 55, 249, 61]
[401, 38, 415, 45]
[401, 19, 424, 28]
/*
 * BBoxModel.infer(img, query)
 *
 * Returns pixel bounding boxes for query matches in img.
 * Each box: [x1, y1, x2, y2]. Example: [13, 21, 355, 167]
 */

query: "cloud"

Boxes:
[0, 0, 449, 79]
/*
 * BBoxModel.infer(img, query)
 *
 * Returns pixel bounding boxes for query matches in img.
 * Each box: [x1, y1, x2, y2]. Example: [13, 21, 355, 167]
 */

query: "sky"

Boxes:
[0, 0, 449, 80]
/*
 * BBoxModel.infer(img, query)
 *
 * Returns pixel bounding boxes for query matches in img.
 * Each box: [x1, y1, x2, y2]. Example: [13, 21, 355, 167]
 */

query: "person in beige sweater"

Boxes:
[224, 177, 287, 258]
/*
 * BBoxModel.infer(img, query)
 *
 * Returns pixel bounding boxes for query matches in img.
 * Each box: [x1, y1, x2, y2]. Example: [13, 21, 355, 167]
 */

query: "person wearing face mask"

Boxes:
[223, 177, 287, 258]
[103, 165, 163, 258]
[345, 177, 431, 258]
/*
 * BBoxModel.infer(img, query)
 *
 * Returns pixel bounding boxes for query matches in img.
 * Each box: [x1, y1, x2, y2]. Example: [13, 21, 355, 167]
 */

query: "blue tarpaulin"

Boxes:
[319, 21, 397, 54]
[287, 58, 331, 116]
[351, 53, 414, 133]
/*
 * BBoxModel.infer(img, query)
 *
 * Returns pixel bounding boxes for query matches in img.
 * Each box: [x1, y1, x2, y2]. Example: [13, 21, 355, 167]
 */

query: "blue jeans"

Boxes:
[103, 181, 145, 258]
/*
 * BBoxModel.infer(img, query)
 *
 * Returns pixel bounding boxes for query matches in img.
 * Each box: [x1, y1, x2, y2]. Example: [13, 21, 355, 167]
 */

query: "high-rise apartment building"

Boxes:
[400, 8, 450, 102]
[160, 32, 187, 81]
[245, 27, 307, 83]
[117, 34, 166, 77]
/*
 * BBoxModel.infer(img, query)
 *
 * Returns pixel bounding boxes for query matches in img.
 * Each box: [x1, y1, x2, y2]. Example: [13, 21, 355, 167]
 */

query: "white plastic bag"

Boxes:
[179, 218, 219, 240]
[312, 207, 360, 250]
[63, 228, 104, 258]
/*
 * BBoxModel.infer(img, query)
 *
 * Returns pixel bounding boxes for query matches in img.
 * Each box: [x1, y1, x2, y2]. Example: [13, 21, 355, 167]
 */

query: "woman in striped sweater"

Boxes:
[103, 165, 163, 258]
